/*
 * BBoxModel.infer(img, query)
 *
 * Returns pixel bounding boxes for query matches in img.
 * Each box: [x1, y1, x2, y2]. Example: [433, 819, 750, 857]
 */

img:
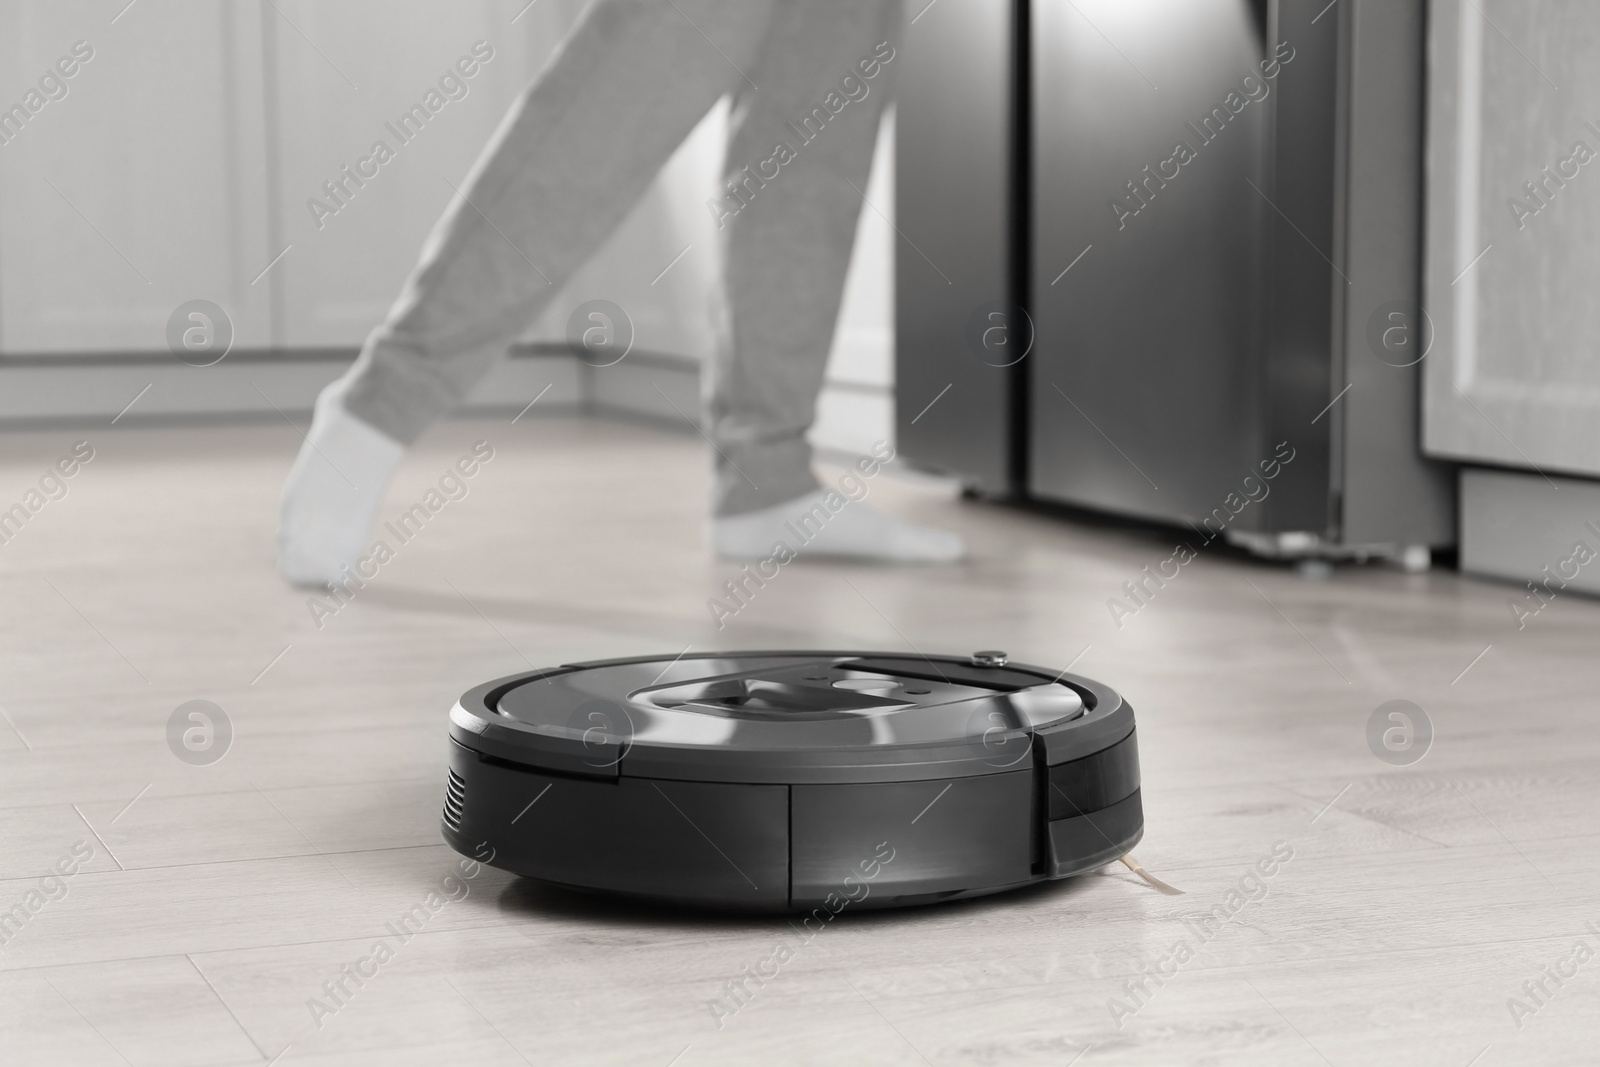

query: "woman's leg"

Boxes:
[280, 0, 777, 584]
[347, 0, 776, 441]
[708, 0, 962, 560]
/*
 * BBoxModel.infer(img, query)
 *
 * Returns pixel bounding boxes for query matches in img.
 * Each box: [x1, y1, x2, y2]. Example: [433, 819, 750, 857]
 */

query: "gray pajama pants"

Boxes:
[341, 0, 904, 515]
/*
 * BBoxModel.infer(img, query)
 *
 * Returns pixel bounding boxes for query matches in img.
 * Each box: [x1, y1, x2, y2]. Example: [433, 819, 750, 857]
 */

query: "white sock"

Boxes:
[713, 488, 965, 563]
[277, 379, 404, 587]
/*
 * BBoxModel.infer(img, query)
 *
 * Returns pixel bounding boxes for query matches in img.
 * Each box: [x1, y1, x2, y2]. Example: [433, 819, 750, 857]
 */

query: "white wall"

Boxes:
[816, 107, 897, 453]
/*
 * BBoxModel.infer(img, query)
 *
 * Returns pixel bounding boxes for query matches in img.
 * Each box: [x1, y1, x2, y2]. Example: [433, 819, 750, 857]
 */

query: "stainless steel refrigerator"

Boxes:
[895, 0, 1453, 561]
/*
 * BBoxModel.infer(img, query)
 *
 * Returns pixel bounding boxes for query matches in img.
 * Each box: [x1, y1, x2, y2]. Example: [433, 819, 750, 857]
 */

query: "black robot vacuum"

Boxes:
[442, 650, 1142, 911]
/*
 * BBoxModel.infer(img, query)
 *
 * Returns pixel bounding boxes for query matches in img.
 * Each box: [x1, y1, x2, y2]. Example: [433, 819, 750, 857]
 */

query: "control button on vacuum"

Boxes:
[970, 650, 1009, 668]
[1005, 685, 1085, 728]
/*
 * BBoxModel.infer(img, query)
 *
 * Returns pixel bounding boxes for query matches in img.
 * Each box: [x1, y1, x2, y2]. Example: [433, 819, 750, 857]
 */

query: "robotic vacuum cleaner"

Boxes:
[442, 650, 1142, 911]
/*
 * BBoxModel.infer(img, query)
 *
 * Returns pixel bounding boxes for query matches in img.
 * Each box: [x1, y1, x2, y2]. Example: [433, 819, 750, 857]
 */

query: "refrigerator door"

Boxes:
[895, 0, 1022, 495]
[1027, 0, 1273, 527]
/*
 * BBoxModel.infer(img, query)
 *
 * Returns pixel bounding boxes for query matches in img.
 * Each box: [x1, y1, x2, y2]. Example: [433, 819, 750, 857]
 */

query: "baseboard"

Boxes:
[1460, 466, 1600, 598]
[0, 347, 894, 454]
[0, 349, 582, 427]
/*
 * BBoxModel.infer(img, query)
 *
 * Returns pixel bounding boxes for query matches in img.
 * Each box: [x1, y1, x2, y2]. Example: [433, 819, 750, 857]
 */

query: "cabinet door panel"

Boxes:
[0, 0, 272, 354]
[1028, 0, 1267, 524]
[1425, 0, 1600, 476]
[265, 0, 558, 347]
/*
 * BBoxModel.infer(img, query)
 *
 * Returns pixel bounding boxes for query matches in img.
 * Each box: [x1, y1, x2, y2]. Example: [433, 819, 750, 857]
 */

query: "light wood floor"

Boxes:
[1, 413, 1596, 1066]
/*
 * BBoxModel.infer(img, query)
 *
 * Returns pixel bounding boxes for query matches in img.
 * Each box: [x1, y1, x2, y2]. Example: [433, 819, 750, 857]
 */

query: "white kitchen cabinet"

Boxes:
[0, 0, 273, 354]
[0, 0, 713, 361]
[1425, 0, 1600, 476]
[1427, 0, 1600, 585]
